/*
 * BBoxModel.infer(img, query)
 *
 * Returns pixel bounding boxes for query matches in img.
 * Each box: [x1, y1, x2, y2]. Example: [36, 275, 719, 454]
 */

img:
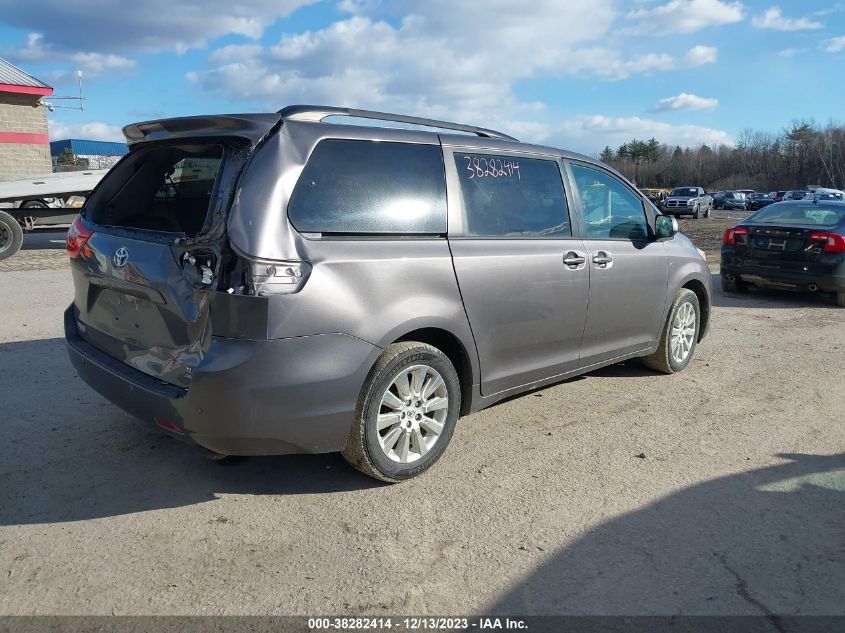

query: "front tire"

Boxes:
[642, 289, 700, 374]
[692, 205, 700, 219]
[836, 292, 845, 308]
[342, 342, 461, 482]
[0, 210, 24, 261]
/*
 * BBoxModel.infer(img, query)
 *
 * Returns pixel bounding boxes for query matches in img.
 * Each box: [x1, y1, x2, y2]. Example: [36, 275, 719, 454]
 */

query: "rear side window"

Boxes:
[569, 163, 649, 241]
[453, 153, 570, 238]
[288, 139, 446, 235]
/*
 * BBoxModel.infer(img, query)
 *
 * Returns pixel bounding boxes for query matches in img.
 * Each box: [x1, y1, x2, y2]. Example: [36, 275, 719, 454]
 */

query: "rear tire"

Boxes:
[721, 275, 748, 293]
[0, 210, 24, 262]
[642, 289, 700, 374]
[342, 342, 461, 483]
[836, 292, 845, 308]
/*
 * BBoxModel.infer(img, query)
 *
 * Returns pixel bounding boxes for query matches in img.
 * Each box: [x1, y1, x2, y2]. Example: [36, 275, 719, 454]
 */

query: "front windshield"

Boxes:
[751, 204, 845, 227]
[670, 188, 697, 197]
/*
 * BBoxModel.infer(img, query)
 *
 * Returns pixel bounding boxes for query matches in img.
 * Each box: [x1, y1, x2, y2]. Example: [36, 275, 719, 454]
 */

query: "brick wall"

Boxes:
[0, 91, 53, 181]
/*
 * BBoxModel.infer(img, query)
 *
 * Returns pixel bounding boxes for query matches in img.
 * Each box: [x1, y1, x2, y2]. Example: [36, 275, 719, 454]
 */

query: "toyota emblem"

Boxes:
[113, 247, 129, 268]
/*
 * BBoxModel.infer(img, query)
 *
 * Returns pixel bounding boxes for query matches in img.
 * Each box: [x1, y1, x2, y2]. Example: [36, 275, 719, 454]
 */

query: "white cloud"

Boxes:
[68, 52, 136, 74]
[192, 1, 621, 137]
[48, 120, 125, 142]
[653, 93, 719, 112]
[778, 47, 808, 57]
[684, 45, 718, 65]
[813, 3, 845, 16]
[626, 0, 744, 34]
[190, 3, 728, 151]
[822, 35, 845, 52]
[0, 0, 317, 54]
[208, 44, 265, 64]
[559, 115, 734, 152]
[751, 7, 823, 31]
[3, 32, 135, 77]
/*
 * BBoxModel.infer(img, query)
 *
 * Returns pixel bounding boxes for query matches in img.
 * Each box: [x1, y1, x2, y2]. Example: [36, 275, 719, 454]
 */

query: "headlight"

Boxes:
[687, 200, 695, 206]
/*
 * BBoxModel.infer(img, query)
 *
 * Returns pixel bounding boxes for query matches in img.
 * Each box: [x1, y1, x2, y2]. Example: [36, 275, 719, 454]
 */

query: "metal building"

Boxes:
[0, 58, 53, 181]
[50, 138, 128, 170]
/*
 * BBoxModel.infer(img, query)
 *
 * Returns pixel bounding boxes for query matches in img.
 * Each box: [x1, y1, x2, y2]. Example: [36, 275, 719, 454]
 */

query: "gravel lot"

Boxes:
[1, 222, 843, 617]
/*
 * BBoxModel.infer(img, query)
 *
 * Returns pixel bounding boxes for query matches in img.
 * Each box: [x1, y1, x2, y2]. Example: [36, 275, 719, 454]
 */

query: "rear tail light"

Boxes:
[246, 259, 311, 296]
[722, 226, 748, 246]
[809, 231, 845, 253]
[66, 215, 93, 258]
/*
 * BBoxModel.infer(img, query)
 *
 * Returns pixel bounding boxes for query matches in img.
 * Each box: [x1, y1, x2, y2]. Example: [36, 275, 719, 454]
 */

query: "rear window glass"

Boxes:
[86, 145, 223, 237]
[288, 139, 447, 235]
[454, 153, 570, 238]
[752, 204, 845, 227]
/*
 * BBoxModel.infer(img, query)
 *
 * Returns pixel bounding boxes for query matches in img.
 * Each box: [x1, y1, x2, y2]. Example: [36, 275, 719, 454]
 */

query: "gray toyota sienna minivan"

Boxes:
[65, 105, 711, 482]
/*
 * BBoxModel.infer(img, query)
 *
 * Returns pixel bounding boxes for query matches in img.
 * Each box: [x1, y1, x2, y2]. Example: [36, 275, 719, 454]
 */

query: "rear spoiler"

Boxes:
[122, 113, 282, 147]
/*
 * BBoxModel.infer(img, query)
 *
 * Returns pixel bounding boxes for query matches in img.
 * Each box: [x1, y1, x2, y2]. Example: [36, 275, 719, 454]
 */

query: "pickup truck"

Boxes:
[0, 170, 108, 261]
[661, 186, 712, 219]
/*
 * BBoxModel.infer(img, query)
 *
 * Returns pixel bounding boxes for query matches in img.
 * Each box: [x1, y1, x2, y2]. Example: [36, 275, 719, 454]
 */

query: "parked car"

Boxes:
[813, 188, 845, 202]
[746, 193, 775, 211]
[710, 191, 725, 208]
[661, 186, 712, 218]
[720, 190, 747, 210]
[64, 105, 712, 482]
[721, 200, 845, 306]
[782, 190, 808, 201]
[737, 189, 755, 198]
[771, 191, 787, 202]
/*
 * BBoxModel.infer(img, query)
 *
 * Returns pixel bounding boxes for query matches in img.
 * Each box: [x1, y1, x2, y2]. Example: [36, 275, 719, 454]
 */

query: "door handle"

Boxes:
[563, 251, 586, 269]
[592, 251, 613, 268]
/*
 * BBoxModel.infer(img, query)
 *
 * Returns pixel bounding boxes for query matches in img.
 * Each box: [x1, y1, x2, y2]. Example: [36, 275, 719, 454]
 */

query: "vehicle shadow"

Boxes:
[487, 452, 845, 616]
[0, 337, 381, 526]
[709, 272, 840, 310]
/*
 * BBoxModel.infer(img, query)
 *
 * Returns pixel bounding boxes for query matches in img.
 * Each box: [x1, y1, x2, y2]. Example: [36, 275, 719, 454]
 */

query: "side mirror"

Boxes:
[655, 214, 678, 239]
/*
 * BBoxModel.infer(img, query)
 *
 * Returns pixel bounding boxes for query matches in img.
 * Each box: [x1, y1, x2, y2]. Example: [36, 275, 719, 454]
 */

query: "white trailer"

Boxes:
[0, 169, 108, 261]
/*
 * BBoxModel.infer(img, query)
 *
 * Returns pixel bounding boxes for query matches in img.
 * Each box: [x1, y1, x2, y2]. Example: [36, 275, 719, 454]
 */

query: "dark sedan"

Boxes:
[746, 193, 775, 211]
[721, 201, 845, 306]
[720, 190, 747, 210]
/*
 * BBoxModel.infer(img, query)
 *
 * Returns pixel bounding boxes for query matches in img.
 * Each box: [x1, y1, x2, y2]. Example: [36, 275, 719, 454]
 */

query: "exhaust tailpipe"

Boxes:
[809, 284, 819, 292]
[727, 274, 737, 283]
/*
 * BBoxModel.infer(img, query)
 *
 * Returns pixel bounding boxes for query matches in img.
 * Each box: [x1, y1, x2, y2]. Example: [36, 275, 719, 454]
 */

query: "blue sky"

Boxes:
[1, 0, 844, 154]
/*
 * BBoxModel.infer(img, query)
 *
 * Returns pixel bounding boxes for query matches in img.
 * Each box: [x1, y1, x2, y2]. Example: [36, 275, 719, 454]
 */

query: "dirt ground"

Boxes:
[0, 225, 842, 617]
[677, 209, 748, 260]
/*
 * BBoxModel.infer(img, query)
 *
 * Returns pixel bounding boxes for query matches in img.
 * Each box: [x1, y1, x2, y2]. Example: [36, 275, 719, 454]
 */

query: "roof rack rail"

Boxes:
[277, 105, 518, 141]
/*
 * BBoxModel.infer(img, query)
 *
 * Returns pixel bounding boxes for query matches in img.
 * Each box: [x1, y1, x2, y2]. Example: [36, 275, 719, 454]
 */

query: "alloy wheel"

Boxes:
[670, 302, 696, 364]
[376, 364, 449, 464]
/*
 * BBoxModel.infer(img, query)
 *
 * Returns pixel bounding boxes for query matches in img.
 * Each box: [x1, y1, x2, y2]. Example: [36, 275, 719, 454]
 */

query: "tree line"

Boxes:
[598, 120, 845, 192]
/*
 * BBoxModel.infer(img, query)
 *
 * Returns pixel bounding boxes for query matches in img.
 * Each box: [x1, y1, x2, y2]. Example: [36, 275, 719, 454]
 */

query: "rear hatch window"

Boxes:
[86, 144, 224, 237]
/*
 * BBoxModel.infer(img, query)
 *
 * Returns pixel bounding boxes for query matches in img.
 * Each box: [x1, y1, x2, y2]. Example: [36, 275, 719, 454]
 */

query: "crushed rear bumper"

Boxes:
[64, 305, 380, 455]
